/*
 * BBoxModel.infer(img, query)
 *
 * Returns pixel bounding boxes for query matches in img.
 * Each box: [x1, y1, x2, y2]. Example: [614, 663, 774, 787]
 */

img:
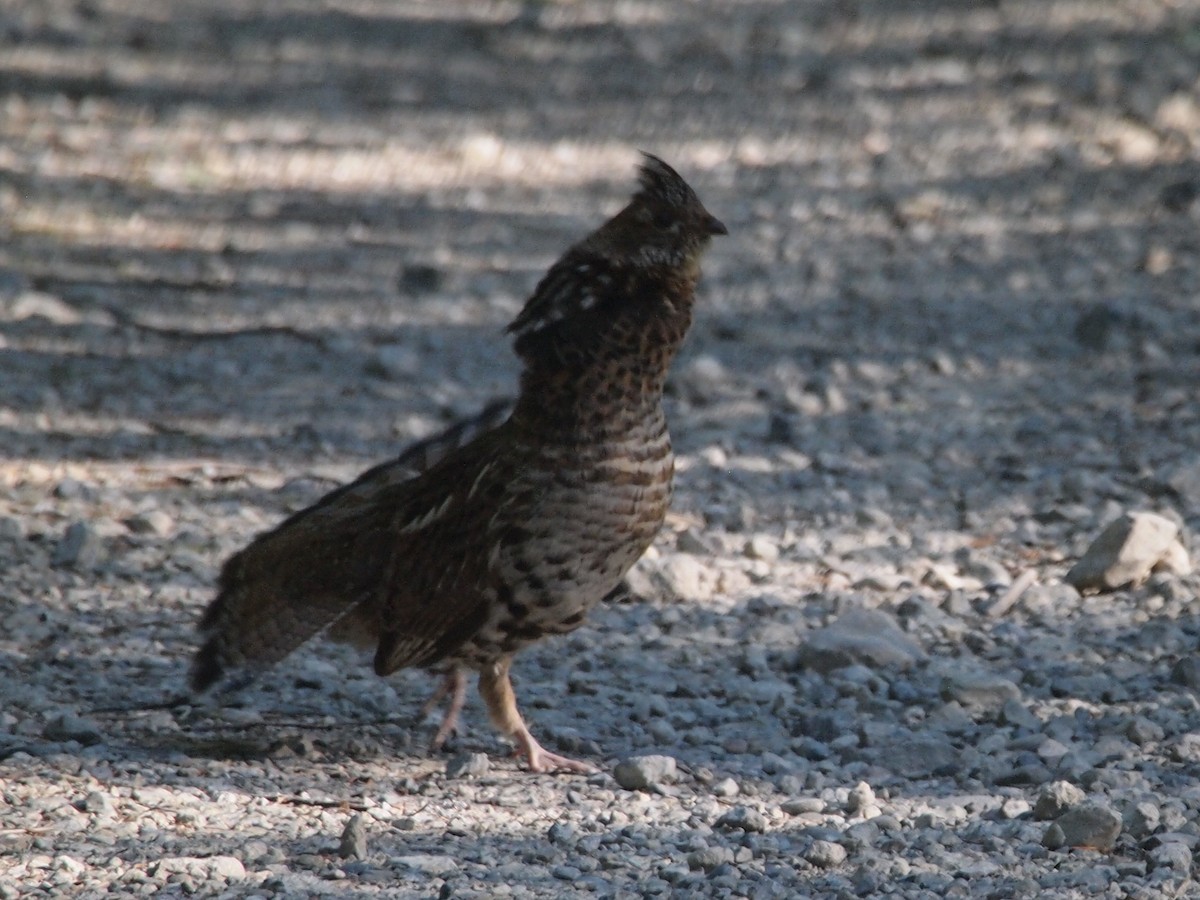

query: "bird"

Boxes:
[190, 153, 727, 773]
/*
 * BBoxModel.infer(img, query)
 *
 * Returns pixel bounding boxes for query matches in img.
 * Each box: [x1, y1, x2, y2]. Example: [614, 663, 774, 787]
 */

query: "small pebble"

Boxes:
[714, 806, 768, 833]
[687, 846, 733, 871]
[1034, 781, 1087, 820]
[1148, 841, 1193, 872]
[846, 782, 876, 815]
[125, 510, 174, 537]
[445, 752, 490, 779]
[781, 797, 825, 815]
[805, 840, 847, 868]
[711, 777, 740, 798]
[338, 814, 367, 860]
[1051, 803, 1122, 851]
[613, 755, 677, 791]
[43, 714, 103, 746]
[51, 522, 103, 569]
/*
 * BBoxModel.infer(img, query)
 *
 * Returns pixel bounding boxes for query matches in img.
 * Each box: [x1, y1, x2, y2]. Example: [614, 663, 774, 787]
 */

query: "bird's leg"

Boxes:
[420, 667, 468, 750]
[478, 658, 599, 774]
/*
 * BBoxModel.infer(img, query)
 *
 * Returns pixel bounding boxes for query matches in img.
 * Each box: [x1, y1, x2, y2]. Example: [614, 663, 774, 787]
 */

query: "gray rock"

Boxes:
[78, 792, 114, 820]
[1042, 823, 1067, 850]
[759, 751, 794, 775]
[940, 672, 1021, 714]
[1052, 803, 1122, 851]
[953, 547, 1012, 586]
[872, 737, 958, 778]
[43, 713, 103, 746]
[80, 791, 115, 817]
[781, 797, 825, 815]
[52, 521, 103, 569]
[0, 516, 24, 541]
[794, 608, 925, 673]
[613, 754, 677, 790]
[1122, 801, 1160, 838]
[1171, 657, 1200, 690]
[151, 856, 245, 882]
[1034, 781, 1087, 820]
[687, 846, 733, 871]
[676, 528, 715, 555]
[805, 839, 847, 868]
[714, 805, 768, 833]
[338, 813, 367, 860]
[999, 698, 1041, 731]
[1148, 841, 1193, 872]
[390, 854, 458, 876]
[1126, 717, 1164, 745]
[54, 477, 91, 500]
[1064, 512, 1189, 593]
[1037, 738, 1071, 760]
[445, 752, 490, 779]
[1164, 459, 1200, 509]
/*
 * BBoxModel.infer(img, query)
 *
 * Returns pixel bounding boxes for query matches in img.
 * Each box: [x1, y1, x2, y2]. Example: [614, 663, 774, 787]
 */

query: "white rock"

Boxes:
[743, 535, 779, 563]
[10, 291, 82, 324]
[613, 754, 677, 790]
[647, 553, 719, 601]
[1065, 512, 1190, 593]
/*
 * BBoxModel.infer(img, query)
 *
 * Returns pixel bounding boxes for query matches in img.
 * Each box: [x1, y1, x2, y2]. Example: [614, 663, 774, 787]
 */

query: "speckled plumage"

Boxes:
[191, 154, 725, 772]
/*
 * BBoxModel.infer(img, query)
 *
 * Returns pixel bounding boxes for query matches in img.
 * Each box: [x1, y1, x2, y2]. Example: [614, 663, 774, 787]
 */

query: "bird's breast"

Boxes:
[461, 418, 675, 661]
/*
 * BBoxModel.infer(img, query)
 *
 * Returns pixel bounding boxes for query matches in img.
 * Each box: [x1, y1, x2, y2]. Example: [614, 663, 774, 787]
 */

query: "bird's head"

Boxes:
[595, 152, 728, 273]
[508, 154, 725, 356]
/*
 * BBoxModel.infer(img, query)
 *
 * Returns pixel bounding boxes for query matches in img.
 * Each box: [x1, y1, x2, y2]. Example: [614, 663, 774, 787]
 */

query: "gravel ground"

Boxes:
[4, 1, 1200, 897]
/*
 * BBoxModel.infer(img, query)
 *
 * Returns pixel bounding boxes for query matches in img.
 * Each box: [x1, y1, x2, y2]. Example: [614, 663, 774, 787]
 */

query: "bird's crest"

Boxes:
[634, 153, 702, 210]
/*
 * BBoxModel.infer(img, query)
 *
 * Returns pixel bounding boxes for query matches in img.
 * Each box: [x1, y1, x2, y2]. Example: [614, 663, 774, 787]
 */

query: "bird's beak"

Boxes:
[705, 214, 729, 236]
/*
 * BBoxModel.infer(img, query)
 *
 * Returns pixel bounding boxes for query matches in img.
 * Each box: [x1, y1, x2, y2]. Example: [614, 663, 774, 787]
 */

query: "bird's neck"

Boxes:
[512, 313, 688, 445]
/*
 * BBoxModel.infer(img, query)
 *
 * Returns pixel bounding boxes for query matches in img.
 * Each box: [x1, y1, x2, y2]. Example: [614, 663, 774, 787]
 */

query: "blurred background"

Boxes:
[3, 0, 1197, 485]
[3, 3, 1200, 894]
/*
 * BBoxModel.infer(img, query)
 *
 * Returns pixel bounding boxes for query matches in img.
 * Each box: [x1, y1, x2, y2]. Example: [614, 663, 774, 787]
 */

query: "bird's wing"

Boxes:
[506, 252, 619, 346]
[368, 436, 523, 675]
[191, 421, 511, 692]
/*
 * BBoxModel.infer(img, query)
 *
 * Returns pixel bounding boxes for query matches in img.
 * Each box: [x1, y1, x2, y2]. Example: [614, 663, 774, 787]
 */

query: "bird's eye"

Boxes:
[652, 210, 677, 230]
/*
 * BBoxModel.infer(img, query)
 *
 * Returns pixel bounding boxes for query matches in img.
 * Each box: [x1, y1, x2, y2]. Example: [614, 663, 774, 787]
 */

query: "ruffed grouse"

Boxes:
[191, 154, 726, 772]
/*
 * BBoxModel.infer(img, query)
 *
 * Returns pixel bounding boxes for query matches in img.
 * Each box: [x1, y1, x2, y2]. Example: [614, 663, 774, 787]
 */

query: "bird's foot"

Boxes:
[420, 669, 468, 751]
[513, 733, 600, 775]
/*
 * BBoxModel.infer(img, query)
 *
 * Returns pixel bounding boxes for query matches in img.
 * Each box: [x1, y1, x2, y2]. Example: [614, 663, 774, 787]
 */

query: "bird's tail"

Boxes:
[190, 547, 368, 693]
[190, 398, 514, 694]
